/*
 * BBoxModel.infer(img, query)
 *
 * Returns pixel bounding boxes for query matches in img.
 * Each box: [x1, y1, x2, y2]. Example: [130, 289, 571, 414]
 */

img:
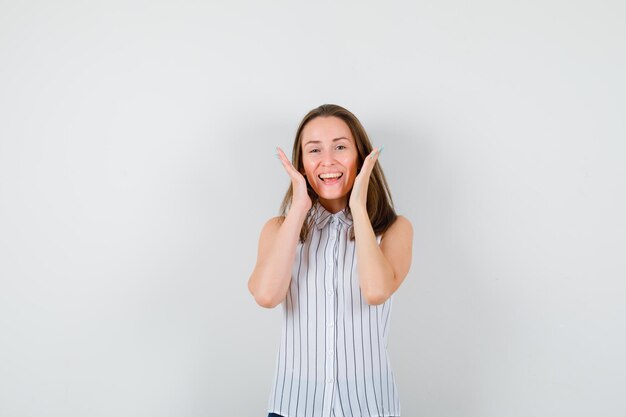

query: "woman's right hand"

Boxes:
[276, 147, 312, 213]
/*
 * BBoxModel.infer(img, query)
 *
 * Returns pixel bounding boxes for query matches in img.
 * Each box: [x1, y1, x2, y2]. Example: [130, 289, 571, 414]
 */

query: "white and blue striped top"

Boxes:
[268, 202, 400, 417]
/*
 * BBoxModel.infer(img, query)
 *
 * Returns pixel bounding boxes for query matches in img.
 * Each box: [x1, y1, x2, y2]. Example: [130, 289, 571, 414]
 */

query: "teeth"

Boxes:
[320, 173, 342, 179]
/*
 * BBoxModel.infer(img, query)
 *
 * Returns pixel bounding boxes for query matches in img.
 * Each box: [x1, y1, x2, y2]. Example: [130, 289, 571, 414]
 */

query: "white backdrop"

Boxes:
[1, 1, 625, 416]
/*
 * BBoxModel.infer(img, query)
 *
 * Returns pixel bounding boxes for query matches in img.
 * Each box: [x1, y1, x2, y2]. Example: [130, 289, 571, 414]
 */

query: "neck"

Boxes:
[318, 197, 348, 214]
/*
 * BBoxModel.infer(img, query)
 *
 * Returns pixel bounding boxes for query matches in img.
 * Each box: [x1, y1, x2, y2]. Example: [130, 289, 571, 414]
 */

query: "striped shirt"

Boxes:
[268, 202, 400, 417]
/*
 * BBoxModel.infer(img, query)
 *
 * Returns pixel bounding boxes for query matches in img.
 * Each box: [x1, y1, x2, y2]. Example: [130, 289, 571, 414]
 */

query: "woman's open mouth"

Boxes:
[318, 172, 343, 185]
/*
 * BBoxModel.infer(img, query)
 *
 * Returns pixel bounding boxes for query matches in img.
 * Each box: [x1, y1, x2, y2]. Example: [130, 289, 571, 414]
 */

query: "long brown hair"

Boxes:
[280, 104, 397, 242]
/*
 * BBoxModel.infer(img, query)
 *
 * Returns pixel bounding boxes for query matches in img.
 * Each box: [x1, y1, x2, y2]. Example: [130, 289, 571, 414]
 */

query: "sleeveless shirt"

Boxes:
[268, 202, 400, 417]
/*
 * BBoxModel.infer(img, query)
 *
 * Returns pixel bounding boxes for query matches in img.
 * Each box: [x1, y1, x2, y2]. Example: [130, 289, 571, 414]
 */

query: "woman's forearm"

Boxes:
[352, 206, 395, 305]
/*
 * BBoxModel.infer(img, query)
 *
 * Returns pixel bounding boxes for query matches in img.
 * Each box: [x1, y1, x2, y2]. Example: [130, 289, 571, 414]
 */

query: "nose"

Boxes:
[321, 151, 335, 166]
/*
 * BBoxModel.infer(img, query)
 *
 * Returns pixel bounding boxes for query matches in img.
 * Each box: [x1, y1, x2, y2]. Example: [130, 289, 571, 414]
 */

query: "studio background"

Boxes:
[1, 1, 625, 416]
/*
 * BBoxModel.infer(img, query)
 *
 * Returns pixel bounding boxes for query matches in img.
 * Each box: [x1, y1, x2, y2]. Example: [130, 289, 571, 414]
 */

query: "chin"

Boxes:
[311, 182, 352, 202]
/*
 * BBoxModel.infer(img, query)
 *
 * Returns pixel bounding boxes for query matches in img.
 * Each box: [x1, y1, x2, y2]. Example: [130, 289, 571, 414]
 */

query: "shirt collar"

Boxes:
[313, 202, 353, 229]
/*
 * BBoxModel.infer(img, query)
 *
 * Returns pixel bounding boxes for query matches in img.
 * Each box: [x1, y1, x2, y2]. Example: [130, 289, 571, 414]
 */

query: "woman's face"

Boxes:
[300, 116, 359, 213]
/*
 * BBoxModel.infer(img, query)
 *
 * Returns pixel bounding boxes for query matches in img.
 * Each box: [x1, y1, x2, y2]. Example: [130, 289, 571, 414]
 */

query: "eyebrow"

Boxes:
[303, 137, 350, 146]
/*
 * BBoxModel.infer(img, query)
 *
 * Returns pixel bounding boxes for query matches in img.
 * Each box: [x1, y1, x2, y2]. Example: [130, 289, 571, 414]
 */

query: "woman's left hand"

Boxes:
[349, 147, 382, 212]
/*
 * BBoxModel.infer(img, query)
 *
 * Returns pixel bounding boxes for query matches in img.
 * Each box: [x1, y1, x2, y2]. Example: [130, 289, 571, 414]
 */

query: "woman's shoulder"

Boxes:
[256, 216, 286, 249]
[261, 215, 286, 232]
[393, 214, 412, 227]
[382, 214, 413, 241]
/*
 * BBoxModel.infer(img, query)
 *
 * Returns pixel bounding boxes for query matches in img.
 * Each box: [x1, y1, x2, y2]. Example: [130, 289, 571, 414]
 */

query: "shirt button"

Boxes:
[327, 378, 334, 383]
[327, 322, 334, 328]
[328, 350, 334, 356]
[327, 290, 333, 296]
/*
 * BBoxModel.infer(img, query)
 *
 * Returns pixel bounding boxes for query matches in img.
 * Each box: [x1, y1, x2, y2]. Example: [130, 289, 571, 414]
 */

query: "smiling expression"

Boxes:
[300, 116, 359, 213]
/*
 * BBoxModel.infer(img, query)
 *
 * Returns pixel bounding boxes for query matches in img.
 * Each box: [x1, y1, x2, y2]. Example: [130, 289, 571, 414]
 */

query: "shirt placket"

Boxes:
[322, 215, 339, 416]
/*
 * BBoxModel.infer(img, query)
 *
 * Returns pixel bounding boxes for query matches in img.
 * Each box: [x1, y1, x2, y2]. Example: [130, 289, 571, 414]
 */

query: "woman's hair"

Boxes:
[280, 104, 397, 242]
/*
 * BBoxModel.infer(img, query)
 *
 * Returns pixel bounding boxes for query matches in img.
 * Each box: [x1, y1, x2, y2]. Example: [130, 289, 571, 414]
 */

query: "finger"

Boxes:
[360, 147, 380, 175]
[276, 147, 295, 170]
[367, 146, 382, 160]
[276, 147, 302, 179]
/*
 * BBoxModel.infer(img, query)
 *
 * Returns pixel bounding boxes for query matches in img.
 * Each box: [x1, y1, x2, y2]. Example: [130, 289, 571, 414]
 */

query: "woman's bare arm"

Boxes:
[247, 207, 308, 308]
[248, 147, 312, 308]
[349, 147, 413, 305]
[352, 210, 413, 305]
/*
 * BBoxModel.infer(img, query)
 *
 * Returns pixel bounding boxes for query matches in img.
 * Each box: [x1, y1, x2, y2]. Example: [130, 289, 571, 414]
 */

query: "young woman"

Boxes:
[248, 104, 413, 417]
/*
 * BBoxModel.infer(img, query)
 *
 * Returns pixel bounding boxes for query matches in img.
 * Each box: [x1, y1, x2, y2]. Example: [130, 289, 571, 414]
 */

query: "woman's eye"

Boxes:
[309, 148, 320, 153]
[336, 145, 346, 150]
